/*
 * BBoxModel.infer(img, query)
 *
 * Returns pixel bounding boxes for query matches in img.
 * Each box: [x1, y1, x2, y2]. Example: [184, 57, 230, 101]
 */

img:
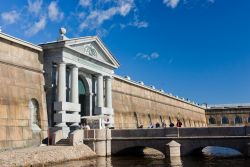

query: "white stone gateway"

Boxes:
[40, 28, 119, 138]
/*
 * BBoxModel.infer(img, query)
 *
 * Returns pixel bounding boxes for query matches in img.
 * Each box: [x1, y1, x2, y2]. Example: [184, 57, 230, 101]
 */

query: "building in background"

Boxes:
[206, 104, 250, 126]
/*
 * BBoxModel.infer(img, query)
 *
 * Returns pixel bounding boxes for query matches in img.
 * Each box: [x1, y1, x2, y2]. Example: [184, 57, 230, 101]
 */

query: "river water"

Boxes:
[50, 147, 250, 167]
[50, 156, 250, 167]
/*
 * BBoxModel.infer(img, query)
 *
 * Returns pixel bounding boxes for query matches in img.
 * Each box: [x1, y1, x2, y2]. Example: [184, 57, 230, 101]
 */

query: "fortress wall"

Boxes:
[112, 76, 206, 129]
[0, 35, 48, 150]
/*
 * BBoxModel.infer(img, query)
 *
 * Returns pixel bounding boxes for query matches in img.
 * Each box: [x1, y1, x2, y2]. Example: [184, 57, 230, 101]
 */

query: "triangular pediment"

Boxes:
[65, 36, 119, 68]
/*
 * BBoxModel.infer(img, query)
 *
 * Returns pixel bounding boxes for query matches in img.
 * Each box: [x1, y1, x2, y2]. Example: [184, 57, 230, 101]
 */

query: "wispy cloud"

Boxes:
[27, 0, 43, 15]
[136, 52, 160, 60]
[163, 0, 180, 8]
[48, 1, 64, 21]
[168, 57, 174, 64]
[25, 16, 46, 36]
[207, 0, 215, 3]
[79, 0, 92, 7]
[79, 0, 135, 31]
[1, 10, 20, 24]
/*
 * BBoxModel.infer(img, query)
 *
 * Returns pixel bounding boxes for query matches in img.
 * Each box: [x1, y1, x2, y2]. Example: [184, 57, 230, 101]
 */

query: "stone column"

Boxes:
[70, 65, 80, 129]
[58, 63, 66, 102]
[97, 74, 104, 108]
[55, 62, 69, 137]
[70, 65, 79, 104]
[105, 76, 112, 108]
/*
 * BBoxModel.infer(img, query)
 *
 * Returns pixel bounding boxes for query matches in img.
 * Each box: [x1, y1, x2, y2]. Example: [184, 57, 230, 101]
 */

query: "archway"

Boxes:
[29, 98, 40, 132]
[114, 146, 164, 157]
[78, 76, 90, 121]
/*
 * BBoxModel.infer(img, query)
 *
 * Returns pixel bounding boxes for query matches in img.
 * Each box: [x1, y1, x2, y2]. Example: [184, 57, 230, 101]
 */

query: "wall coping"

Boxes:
[113, 75, 205, 110]
[0, 32, 42, 52]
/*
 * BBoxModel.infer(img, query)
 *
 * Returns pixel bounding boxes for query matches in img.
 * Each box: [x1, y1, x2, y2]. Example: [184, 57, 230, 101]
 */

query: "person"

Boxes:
[148, 123, 154, 128]
[85, 124, 90, 130]
[176, 119, 182, 127]
[155, 122, 160, 128]
[169, 122, 174, 127]
[138, 124, 143, 128]
[162, 121, 166, 128]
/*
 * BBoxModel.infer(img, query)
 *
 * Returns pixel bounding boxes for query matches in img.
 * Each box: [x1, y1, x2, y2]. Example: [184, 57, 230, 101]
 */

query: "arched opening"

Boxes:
[235, 116, 242, 124]
[221, 116, 229, 124]
[115, 146, 164, 158]
[29, 98, 41, 132]
[78, 76, 90, 120]
[202, 146, 243, 157]
[209, 117, 216, 125]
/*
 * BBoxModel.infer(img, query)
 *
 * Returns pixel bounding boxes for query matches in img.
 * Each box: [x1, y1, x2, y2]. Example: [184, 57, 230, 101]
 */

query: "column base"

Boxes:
[54, 125, 70, 138]
[94, 107, 113, 115]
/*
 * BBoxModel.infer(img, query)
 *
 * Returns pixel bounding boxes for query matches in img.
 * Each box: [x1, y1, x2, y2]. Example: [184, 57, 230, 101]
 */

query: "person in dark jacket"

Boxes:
[176, 119, 182, 127]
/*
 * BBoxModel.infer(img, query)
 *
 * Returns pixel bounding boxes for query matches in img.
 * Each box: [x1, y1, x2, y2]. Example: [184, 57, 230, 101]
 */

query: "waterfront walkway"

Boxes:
[0, 145, 96, 167]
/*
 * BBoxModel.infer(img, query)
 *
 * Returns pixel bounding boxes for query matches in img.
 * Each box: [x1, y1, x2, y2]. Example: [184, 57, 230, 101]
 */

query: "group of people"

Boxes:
[138, 119, 183, 129]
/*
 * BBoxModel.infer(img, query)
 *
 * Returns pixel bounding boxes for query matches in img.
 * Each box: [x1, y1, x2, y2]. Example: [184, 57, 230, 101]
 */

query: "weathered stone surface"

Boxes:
[112, 77, 206, 129]
[0, 35, 48, 150]
[0, 126, 6, 141]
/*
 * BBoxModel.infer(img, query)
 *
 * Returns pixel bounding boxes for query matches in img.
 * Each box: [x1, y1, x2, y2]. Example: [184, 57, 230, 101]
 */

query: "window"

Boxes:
[235, 116, 242, 124]
[29, 99, 41, 132]
[248, 117, 250, 123]
[209, 117, 216, 124]
[221, 116, 229, 124]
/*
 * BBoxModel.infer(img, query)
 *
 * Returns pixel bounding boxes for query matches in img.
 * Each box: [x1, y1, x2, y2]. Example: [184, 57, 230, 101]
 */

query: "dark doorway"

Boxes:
[78, 77, 87, 119]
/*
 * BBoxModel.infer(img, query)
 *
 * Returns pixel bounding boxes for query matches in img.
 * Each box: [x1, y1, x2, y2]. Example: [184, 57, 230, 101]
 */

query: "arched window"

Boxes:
[29, 99, 41, 132]
[235, 116, 242, 124]
[209, 117, 216, 124]
[221, 116, 229, 124]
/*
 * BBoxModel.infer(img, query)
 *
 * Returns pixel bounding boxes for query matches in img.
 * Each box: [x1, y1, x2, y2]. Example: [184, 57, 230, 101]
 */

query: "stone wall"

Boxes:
[0, 34, 48, 150]
[112, 76, 206, 129]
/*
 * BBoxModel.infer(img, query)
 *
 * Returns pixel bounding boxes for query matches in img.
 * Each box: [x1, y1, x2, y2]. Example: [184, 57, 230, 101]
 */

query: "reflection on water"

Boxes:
[49, 147, 250, 167]
[48, 156, 250, 167]
[169, 156, 182, 167]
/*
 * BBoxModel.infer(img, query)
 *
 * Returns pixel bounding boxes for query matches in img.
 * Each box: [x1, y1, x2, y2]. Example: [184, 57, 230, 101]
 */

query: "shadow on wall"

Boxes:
[113, 146, 165, 158]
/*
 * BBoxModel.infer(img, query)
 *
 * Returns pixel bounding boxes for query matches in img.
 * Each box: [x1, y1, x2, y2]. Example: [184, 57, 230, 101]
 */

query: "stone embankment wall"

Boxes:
[0, 33, 48, 150]
[112, 76, 206, 129]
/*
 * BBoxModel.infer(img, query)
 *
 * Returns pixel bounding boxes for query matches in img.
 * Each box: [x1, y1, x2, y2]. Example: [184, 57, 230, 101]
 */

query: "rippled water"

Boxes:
[49, 147, 250, 167]
[49, 156, 250, 167]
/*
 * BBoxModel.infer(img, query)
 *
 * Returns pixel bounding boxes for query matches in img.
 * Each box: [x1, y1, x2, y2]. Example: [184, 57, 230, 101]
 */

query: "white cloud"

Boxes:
[48, 1, 64, 21]
[207, 0, 215, 3]
[136, 52, 160, 60]
[1, 10, 20, 24]
[79, 0, 91, 7]
[25, 16, 46, 36]
[163, 0, 180, 8]
[79, 0, 134, 31]
[27, 0, 43, 15]
[130, 20, 148, 28]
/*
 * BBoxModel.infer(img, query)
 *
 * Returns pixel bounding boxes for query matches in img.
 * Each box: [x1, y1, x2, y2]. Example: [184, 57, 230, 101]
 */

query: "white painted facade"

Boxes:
[40, 30, 119, 138]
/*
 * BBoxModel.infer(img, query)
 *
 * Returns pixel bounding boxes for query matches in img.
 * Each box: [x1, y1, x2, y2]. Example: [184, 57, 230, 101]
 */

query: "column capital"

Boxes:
[58, 61, 67, 65]
[69, 64, 78, 68]
[96, 73, 103, 77]
[104, 75, 113, 79]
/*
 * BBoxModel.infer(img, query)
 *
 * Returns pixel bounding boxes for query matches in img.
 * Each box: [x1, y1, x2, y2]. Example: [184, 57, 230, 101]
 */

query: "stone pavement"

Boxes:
[0, 145, 96, 167]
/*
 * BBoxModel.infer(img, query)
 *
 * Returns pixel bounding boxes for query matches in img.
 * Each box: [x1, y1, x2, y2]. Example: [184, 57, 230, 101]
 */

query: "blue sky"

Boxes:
[0, 0, 249, 104]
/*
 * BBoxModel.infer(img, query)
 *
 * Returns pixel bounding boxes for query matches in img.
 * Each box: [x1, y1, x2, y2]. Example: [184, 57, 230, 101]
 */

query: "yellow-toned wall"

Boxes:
[0, 37, 48, 150]
[112, 77, 206, 129]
